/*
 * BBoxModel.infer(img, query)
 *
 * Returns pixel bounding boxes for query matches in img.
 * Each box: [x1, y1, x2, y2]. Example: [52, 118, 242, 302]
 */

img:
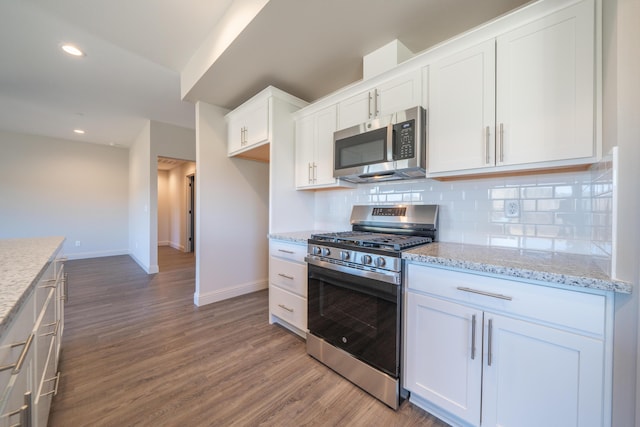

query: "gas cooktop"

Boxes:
[310, 231, 432, 252]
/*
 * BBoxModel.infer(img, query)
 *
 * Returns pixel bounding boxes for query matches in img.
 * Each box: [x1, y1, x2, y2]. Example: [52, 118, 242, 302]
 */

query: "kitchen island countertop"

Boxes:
[403, 242, 631, 294]
[0, 236, 65, 336]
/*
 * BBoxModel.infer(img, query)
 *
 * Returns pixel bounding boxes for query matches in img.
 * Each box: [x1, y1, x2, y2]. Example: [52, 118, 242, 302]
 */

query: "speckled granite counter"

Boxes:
[403, 242, 631, 294]
[0, 236, 65, 336]
[268, 230, 333, 245]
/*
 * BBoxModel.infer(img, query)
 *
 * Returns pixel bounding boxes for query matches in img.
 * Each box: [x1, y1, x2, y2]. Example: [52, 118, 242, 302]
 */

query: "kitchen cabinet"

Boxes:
[337, 69, 422, 130]
[427, 0, 596, 176]
[0, 249, 65, 427]
[227, 97, 269, 158]
[268, 240, 308, 338]
[295, 105, 355, 190]
[404, 263, 611, 427]
[226, 86, 307, 162]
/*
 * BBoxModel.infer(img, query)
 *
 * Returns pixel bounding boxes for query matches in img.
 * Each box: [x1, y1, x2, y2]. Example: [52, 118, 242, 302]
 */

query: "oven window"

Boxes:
[307, 265, 399, 377]
[335, 127, 388, 169]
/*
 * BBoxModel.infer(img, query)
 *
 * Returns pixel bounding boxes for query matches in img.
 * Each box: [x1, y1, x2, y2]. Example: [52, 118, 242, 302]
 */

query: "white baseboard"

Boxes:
[194, 280, 268, 306]
[129, 252, 159, 274]
[65, 249, 129, 260]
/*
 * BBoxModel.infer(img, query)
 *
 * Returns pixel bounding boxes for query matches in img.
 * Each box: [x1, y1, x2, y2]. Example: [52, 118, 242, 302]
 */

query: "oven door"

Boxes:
[307, 263, 400, 377]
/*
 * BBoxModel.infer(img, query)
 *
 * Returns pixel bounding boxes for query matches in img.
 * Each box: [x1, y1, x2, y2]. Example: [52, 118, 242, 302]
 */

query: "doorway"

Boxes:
[186, 174, 195, 253]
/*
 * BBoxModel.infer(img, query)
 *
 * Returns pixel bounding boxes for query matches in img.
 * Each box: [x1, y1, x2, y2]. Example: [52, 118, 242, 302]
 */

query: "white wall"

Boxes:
[194, 101, 269, 306]
[0, 130, 129, 258]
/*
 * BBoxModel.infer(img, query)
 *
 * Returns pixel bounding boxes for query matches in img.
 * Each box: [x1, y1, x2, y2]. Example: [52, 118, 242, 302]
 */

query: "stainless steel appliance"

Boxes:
[306, 204, 438, 409]
[333, 106, 426, 183]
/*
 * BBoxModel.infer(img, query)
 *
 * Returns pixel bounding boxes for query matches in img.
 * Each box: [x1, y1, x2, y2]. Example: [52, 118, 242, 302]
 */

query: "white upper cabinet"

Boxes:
[337, 69, 422, 130]
[427, 0, 596, 177]
[428, 40, 496, 173]
[495, 0, 595, 167]
[227, 97, 269, 156]
[295, 105, 354, 190]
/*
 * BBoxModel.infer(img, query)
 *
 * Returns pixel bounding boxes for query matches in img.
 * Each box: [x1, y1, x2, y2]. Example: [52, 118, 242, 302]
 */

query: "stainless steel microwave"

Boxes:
[333, 106, 426, 183]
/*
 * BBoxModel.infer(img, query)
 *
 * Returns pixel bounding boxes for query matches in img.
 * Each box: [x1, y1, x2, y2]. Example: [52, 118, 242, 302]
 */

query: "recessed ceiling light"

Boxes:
[61, 44, 85, 57]
[73, 129, 85, 134]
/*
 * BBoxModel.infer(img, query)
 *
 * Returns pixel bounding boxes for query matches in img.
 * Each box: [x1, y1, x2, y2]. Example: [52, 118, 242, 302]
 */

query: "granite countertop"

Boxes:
[268, 230, 333, 245]
[0, 236, 65, 336]
[403, 242, 632, 294]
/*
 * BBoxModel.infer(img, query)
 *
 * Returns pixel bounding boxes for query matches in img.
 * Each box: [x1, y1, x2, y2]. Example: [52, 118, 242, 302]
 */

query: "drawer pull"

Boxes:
[40, 372, 61, 397]
[278, 273, 294, 280]
[277, 249, 295, 254]
[278, 304, 294, 313]
[457, 287, 513, 301]
[0, 333, 34, 374]
[41, 321, 60, 337]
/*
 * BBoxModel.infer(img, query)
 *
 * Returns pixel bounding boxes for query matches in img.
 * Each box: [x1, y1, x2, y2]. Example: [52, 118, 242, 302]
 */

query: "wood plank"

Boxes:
[48, 246, 448, 426]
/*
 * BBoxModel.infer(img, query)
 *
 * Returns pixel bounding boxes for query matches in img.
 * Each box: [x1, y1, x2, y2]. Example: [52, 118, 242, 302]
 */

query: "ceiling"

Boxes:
[0, 0, 530, 148]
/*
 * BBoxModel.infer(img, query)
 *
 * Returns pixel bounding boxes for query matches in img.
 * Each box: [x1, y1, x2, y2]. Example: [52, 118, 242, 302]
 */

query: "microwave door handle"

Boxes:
[386, 124, 394, 162]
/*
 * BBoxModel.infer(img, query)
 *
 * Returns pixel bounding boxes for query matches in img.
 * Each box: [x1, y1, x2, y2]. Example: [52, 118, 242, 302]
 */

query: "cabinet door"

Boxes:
[376, 69, 422, 118]
[405, 292, 482, 426]
[337, 90, 372, 130]
[313, 105, 338, 186]
[496, 0, 595, 166]
[227, 116, 244, 155]
[244, 99, 269, 146]
[428, 39, 496, 173]
[294, 114, 315, 188]
[481, 313, 605, 427]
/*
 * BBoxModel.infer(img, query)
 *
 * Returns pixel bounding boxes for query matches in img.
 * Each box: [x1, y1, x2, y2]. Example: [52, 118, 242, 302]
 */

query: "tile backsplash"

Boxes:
[315, 157, 616, 268]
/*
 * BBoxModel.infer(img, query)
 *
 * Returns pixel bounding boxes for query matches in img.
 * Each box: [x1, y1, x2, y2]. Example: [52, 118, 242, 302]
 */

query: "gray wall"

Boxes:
[0, 130, 129, 258]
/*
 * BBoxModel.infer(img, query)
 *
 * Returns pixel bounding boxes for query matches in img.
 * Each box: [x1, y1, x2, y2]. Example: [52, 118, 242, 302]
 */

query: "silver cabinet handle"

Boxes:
[368, 91, 373, 118]
[471, 314, 477, 360]
[485, 126, 491, 164]
[0, 333, 34, 374]
[374, 88, 379, 117]
[5, 392, 31, 427]
[41, 321, 60, 337]
[278, 273, 294, 280]
[313, 163, 317, 182]
[498, 123, 504, 163]
[278, 304, 294, 313]
[457, 287, 512, 301]
[308, 163, 313, 184]
[63, 272, 68, 303]
[487, 318, 494, 366]
[40, 372, 61, 398]
[277, 249, 294, 254]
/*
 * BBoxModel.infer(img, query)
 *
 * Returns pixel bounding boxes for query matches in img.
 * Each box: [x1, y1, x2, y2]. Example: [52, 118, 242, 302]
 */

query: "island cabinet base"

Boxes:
[403, 263, 613, 427]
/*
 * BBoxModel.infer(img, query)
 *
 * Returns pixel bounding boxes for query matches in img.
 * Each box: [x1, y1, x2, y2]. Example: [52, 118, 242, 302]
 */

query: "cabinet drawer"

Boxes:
[269, 240, 306, 263]
[269, 286, 307, 331]
[406, 263, 606, 337]
[269, 257, 307, 297]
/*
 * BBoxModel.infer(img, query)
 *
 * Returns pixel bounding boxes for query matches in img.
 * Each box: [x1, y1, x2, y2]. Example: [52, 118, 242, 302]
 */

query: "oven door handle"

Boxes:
[307, 263, 398, 302]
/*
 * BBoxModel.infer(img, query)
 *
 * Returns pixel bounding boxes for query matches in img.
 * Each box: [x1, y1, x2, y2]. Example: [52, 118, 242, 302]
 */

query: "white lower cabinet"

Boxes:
[404, 263, 610, 427]
[0, 251, 64, 427]
[268, 240, 308, 337]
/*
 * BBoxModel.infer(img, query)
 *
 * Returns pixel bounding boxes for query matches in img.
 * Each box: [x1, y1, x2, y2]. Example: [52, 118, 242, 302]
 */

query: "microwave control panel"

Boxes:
[393, 119, 415, 160]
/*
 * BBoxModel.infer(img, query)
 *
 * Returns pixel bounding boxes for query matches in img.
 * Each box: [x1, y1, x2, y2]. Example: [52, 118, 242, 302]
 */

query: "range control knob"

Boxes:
[340, 251, 350, 261]
[362, 254, 373, 265]
[321, 247, 331, 257]
[375, 257, 386, 268]
[312, 246, 321, 256]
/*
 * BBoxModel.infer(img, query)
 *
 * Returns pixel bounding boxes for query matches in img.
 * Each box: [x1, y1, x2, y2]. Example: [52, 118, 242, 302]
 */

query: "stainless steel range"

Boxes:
[305, 204, 438, 409]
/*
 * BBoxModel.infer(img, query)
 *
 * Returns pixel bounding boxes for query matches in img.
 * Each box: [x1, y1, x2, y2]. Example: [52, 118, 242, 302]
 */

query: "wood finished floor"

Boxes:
[48, 246, 449, 427]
